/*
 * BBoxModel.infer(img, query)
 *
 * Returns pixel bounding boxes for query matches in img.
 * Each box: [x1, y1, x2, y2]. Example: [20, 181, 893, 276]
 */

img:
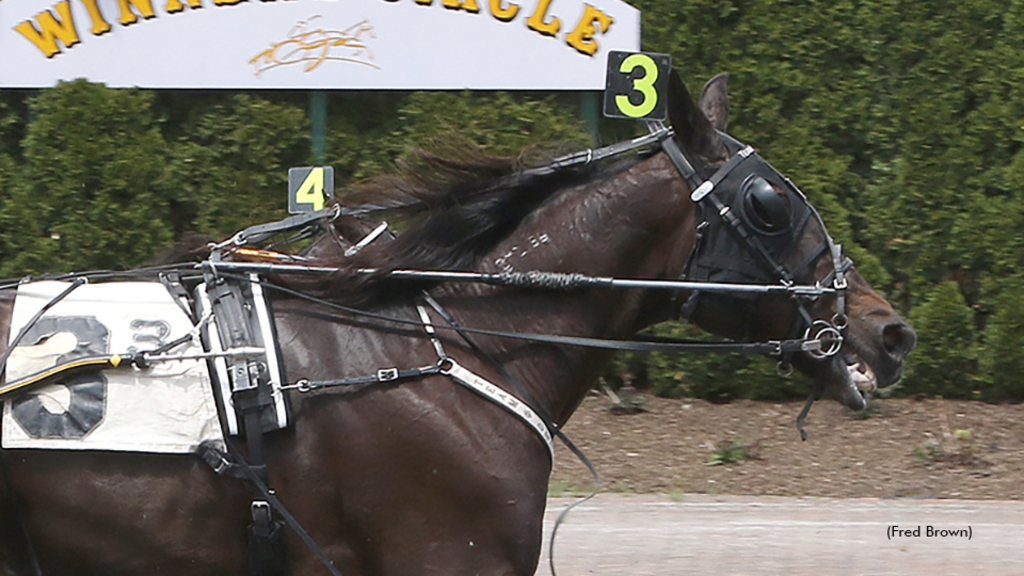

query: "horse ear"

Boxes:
[666, 69, 718, 159]
[699, 73, 729, 132]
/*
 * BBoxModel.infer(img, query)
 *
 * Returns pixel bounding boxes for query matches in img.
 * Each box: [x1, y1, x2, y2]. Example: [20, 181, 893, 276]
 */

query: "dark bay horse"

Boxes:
[0, 72, 915, 575]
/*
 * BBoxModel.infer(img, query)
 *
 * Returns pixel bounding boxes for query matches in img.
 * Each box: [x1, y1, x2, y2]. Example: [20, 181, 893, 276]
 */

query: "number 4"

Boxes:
[288, 166, 334, 214]
[294, 167, 326, 211]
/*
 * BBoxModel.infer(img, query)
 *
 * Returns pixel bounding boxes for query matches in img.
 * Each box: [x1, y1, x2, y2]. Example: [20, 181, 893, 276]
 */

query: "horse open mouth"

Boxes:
[830, 338, 896, 411]
[845, 352, 878, 395]
[820, 344, 882, 412]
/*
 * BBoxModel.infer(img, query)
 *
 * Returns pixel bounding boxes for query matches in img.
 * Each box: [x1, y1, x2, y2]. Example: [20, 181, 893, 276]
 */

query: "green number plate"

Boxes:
[603, 51, 672, 121]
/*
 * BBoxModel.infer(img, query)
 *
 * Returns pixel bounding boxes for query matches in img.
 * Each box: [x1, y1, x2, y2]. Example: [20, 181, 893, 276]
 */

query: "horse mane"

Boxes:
[152, 142, 641, 305]
[291, 145, 609, 304]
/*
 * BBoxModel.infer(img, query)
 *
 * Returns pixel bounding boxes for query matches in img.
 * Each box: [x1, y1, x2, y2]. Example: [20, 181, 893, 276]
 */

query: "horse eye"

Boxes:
[742, 176, 791, 233]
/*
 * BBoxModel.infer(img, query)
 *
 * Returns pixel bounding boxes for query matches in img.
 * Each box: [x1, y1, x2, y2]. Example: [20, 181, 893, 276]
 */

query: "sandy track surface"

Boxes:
[541, 494, 1024, 576]
[550, 394, 1024, 499]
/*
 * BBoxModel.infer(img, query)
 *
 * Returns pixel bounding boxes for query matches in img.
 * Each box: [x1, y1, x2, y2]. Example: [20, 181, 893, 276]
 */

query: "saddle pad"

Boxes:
[2, 281, 226, 453]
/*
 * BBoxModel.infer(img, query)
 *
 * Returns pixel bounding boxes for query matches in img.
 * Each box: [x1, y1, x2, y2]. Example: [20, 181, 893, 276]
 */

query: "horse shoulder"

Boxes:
[270, 307, 552, 575]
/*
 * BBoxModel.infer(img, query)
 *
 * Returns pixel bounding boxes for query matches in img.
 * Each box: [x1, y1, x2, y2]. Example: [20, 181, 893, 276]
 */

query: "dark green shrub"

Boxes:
[166, 94, 310, 238]
[645, 322, 812, 402]
[901, 281, 978, 398]
[0, 80, 173, 276]
[980, 279, 1024, 401]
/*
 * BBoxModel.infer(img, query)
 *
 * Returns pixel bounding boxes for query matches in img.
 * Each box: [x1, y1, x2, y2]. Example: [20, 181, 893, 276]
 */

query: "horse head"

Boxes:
[662, 70, 916, 411]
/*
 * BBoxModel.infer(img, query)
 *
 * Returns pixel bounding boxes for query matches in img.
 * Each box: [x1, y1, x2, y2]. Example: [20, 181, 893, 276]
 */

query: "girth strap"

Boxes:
[209, 440, 345, 576]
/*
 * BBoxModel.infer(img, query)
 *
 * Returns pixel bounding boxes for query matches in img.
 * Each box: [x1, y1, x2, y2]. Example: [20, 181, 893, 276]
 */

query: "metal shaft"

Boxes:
[198, 262, 835, 296]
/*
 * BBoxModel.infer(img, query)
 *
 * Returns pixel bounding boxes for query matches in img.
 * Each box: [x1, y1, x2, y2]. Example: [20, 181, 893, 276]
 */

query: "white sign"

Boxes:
[0, 0, 640, 88]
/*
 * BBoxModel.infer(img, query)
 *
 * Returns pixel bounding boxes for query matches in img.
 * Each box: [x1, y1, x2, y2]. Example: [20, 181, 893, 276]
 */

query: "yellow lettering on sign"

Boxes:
[442, 0, 480, 12]
[165, 0, 202, 13]
[117, 0, 156, 25]
[14, 1, 81, 58]
[213, 0, 246, 5]
[79, 0, 112, 35]
[565, 4, 611, 55]
[489, 0, 519, 21]
[414, 0, 433, 4]
[526, 0, 559, 36]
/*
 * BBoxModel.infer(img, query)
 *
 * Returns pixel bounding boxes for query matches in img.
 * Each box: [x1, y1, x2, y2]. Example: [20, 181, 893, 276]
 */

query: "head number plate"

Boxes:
[288, 166, 335, 214]
[603, 51, 672, 121]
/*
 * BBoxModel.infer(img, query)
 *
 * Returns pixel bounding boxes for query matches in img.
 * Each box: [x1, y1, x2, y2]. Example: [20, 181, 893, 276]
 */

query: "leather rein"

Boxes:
[201, 124, 848, 363]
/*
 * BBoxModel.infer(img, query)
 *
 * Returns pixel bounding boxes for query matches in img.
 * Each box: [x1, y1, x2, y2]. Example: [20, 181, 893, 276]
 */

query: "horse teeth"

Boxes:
[847, 360, 877, 392]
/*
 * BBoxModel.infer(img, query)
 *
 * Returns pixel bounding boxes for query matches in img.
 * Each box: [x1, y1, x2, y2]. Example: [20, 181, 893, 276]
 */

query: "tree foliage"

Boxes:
[0, 81, 173, 275]
[1, 0, 1023, 398]
[980, 276, 1024, 401]
[902, 282, 978, 398]
[626, 0, 1024, 401]
[165, 94, 310, 238]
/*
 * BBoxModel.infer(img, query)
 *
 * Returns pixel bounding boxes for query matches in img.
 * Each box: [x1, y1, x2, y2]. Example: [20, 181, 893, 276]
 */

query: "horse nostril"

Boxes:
[882, 322, 916, 356]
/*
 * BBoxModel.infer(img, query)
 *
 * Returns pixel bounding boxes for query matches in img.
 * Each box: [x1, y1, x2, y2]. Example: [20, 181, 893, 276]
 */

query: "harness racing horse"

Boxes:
[0, 71, 915, 575]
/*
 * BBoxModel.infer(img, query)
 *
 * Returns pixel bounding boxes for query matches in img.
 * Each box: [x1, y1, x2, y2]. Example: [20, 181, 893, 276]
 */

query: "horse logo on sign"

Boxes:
[249, 16, 379, 78]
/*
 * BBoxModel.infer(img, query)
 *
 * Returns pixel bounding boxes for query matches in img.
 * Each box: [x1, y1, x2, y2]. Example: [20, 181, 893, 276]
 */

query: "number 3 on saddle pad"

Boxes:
[603, 51, 672, 121]
[1, 281, 225, 453]
[9, 316, 109, 439]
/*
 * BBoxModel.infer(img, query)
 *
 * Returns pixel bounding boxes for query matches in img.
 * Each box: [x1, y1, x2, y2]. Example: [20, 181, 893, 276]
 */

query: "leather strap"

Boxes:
[440, 359, 555, 458]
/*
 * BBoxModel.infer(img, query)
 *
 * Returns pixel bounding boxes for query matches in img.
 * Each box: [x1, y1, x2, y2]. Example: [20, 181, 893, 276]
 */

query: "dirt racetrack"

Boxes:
[541, 393, 1024, 575]
[549, 393, 1024, 500]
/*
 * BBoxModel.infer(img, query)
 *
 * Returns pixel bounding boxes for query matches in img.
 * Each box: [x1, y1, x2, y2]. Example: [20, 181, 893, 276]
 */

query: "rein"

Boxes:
[195, 261, 840, 296]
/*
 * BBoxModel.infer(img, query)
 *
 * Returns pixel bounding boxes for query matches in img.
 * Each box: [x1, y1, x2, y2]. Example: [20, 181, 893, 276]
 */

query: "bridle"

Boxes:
[166, 122, 851, 365]
[648, 120, 850, 368]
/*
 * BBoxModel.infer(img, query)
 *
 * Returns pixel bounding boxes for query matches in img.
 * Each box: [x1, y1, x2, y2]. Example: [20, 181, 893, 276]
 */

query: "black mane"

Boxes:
[293, 147, 636, 304]
[343, 150, 586, 269]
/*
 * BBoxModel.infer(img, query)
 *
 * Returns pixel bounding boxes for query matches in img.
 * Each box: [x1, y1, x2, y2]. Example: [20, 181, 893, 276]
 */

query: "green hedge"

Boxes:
[4, 0, 1024, 400]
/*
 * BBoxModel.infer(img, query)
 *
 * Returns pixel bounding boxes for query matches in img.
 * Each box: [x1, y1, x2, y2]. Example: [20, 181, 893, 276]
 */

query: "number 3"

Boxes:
[10, 317, 109, 439]
[615, 54, 660, 118]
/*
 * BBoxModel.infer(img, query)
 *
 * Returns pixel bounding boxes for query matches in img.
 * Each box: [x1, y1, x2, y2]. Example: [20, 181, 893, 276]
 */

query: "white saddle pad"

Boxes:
[2, 281, 226, 453]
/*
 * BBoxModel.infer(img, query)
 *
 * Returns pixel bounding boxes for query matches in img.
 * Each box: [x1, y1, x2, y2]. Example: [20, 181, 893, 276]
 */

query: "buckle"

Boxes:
[200, 444, 234, 475]
[251, 501, 272, 525]
[377, 368, 399, 382]
[690, 180, 715, 202]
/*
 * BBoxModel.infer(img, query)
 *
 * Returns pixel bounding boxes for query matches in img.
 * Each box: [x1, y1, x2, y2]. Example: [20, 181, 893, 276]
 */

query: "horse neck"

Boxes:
[441, 153, 697, 425]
